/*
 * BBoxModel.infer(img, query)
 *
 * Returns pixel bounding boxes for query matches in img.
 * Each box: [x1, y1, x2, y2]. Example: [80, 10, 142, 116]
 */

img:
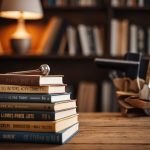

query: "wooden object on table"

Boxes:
[1, 113, 150, 150]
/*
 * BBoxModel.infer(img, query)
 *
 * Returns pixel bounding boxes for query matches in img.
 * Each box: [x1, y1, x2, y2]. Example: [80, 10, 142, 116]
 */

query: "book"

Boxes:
[93, 26, 104, 56]
[0, 41, 4, 55]
[0, 100, 76, 111]
[110, 19, 129, 56]
[137, 26, 147, 54]
[101, 80, 112, 112]
[0, 123, 79, 144]
[110, 19, 120, 56]
[77, 81, 97, 112]
[120, 20, 129, 56]
[78, 24, 92, 56]
[49, 18, 67, 55]
[57, 32, 67, 56]
[86, 26, 96, 55]
[0, 84, 66, 94]
[0, 114, 78, 132]
[85, 82, 97, 112]
[0, 92, 70, 103]
[67, 25, 78, 56]
[0, 74, 64, 86]
[129, 24, 138, 53]
[138, 0, 144, 7]
[111, 0, 121, 7]
[35, 17, 66, 55]
[0, 108, 77, 121]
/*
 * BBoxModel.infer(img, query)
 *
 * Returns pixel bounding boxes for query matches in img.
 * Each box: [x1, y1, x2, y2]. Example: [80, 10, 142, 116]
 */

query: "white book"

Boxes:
[93, 26, 104, 56]
[79, 0, 87, 6]
[138, 0, 144, 7]
[111, 0, 120, 7]
[110, 19, 120, 56]
[129, 24, 138, 53]
[67, 26, 77, 56]
[78, 24, 91, 56]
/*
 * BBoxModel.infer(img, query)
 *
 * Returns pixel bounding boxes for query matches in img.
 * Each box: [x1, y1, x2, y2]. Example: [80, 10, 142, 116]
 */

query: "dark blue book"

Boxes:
[0, 92, 70, 103]
[0, 123, 79, 145]
[0, 108, 77, 121]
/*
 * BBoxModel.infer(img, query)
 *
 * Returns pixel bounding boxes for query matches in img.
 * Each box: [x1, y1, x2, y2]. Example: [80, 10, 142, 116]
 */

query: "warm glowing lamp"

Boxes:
[0, 0, 43, 54]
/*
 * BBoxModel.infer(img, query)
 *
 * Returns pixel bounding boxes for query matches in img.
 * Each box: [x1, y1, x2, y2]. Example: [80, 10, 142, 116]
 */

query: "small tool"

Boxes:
[8, 64, 50, 76]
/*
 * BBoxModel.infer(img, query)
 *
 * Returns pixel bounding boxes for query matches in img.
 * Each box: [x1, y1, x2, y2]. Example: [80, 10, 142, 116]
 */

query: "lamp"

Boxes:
[0, 0, 43, 55]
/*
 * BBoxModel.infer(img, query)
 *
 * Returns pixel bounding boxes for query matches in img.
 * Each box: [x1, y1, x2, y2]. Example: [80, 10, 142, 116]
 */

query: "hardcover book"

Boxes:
[0, 92, 71, 103]
[0, 100, 76, 111]
[35, 17, 67, 55]
[0, 123, 79, 144]
[0, 74, 64, 86]
[0, 114, 78, 132]
[0, 108, 77, 121]
[0, 84, 66, 94]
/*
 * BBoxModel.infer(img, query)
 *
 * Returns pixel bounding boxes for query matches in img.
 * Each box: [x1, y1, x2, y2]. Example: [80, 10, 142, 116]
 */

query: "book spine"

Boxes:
[0, 121, 55, 132]
[0, 93, 53, 102]
[0, 110, 55, 121]
[129, 24, 138, 53]
[0, 75, 39, 86]
[0, 103, 55, 111]
[0, 115, 78, 132]
[0, 85, 49, 94]
[0, 131, 63, 144]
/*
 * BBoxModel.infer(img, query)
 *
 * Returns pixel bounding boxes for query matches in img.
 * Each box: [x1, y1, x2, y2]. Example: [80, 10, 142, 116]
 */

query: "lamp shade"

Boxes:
[0, 0, 43, 19]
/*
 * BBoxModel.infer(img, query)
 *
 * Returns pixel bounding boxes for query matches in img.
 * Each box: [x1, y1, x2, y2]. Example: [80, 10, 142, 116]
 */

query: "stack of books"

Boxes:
[0, 73, 79, 144]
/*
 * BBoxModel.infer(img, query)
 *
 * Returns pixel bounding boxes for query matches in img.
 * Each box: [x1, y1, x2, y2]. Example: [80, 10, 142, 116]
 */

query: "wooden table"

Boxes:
[1, 113, 150, 150]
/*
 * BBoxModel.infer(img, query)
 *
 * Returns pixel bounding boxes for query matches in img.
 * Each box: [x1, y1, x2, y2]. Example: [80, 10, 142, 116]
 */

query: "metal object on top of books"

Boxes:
[95, 53, 150, 116]
[8, 64, 50, 76]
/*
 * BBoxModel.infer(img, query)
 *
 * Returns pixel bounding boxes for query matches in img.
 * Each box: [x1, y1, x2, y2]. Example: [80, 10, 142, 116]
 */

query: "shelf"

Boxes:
[111, 6, 150, 25]
[0, 55, 100, 61]
[112, 7, 150, 12]
[0, 55, 104, 60]
[43, 6, 107, 12]
[0, 55, 122, 61]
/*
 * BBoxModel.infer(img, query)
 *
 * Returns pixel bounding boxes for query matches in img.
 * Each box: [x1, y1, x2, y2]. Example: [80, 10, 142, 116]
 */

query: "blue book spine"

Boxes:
[0, 131, 63, 144]
[0, 124, 79, 144]
[0, 93, 70, 103]
[0, 110, 55, 121]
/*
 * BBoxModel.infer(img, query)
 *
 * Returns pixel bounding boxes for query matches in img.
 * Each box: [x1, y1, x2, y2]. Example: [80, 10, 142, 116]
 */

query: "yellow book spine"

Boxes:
[0, 121, 55, 132]
[0, 115, 78, 132]
[0, 84, 49, 93]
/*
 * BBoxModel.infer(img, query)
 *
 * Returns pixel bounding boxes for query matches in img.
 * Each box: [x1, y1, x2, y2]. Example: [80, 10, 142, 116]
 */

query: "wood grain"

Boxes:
[1, 113, 150, 150]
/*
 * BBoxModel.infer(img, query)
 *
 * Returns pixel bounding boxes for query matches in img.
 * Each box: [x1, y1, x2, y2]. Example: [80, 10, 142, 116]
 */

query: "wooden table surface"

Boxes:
[1, 113, 150, 150]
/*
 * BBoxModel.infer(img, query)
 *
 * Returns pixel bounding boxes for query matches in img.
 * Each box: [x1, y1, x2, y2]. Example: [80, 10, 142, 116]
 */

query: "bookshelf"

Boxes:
[0, 0, 149, 112]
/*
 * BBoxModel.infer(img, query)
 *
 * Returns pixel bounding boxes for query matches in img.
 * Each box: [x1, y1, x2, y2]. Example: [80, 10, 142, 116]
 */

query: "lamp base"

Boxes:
[10, 38, 31, 55]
